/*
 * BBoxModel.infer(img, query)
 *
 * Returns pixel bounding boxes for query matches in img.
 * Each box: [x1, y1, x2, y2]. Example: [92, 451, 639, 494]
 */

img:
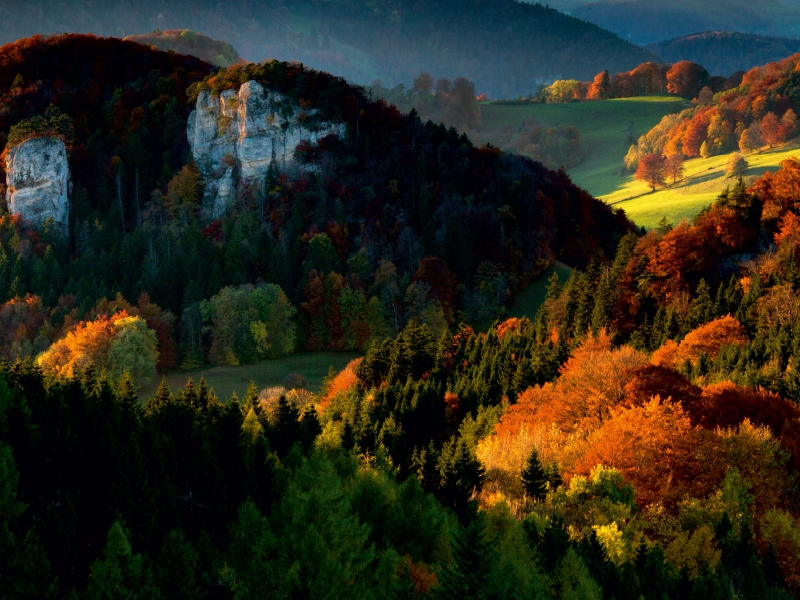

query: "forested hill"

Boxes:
[0, 0, 657, 97]
[573, 0, 800, 45]
[648, 31, 800, 76]
[0, 34, 632, 371]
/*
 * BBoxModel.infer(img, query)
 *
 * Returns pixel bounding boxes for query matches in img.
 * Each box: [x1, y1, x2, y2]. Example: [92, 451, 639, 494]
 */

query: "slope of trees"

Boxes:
[625, 53, 800, 171]
[0, 0, 658, 98]
[5, 80, 800, 598]
[0, 35, 633, 374]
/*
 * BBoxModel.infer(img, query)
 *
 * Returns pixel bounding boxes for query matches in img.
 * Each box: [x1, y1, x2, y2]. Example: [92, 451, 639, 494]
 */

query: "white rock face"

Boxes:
[5, 136, 70, 232]
[188, 80, 345, 218]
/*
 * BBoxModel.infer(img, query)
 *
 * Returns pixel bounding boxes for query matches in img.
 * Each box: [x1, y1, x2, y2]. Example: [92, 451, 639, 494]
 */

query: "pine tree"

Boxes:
[688, 279, 714, 329]
[521, 448, 548, 502]
[270, 395, 300, 457]
[298, 405, 322, 452]
[153, 529, 203, 600]
[85, 521, 159, 600]
[434, 506, 495, 600]
[437, 438, 485, 519]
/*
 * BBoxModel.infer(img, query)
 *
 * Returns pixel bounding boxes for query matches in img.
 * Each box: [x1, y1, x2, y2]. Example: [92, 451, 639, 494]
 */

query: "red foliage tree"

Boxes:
[635, 153, 666, 190]
[666, 61, 710, 99]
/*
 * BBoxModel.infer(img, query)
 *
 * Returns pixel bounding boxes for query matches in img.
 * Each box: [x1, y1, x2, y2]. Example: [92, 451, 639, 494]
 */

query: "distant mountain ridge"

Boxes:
[648, 31, 800, 76]
[0, 0, 657, 97]
[125, 29, 242, 67]
[573, 0, 800, 45]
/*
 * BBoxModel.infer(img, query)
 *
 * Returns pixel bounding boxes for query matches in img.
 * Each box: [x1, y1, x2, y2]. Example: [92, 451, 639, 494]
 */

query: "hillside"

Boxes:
[574, 0, 800, 45]
[610, 52, 800, 225]
[648, 31, 800, 76]
[125, 29, 242, 67]
[602, 140, 800, 228]
[478, 96, 687, 198]
[0, 0, 658, 97]
[0, 34, 632, 374]
[5, 154, 800, 599]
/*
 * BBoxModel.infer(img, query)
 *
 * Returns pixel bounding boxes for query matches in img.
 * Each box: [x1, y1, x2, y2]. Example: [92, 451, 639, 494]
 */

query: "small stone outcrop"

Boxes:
[4, 136, 70, 232]
[187, 80, 345, 218]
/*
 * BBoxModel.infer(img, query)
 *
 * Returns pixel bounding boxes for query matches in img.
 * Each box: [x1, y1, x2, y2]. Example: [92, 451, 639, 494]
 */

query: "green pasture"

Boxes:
[481, 95, 687, 196]
[603, 141, 800, 229]
[143, 352, 361, 401]
[508, 261, 573, 320]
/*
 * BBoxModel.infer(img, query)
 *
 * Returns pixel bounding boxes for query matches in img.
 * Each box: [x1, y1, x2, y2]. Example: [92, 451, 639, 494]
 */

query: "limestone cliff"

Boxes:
[187, 80, 345, 218]
[4, 136, 70, 232]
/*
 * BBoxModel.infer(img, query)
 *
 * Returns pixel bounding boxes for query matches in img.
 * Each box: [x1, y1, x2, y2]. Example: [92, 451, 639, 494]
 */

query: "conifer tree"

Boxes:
[298, 405, 322, 452]
[85, 522, 159, 600]
[270, 395, 300, 457]
[153, 529, 203, 600]
[434, 505, 495, 600]
[521, 448, 548, 502]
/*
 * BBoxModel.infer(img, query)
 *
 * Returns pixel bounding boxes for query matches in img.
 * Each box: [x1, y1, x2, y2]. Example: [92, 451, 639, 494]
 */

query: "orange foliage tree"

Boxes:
[635, 153, 666, 190]
[666, 61, 709, 99]
[651, 316, 748, 369]
[574, 398, 698, 507]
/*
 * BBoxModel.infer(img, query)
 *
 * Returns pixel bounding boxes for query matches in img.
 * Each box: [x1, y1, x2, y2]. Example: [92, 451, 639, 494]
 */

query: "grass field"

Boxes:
[142, 352, 361, 401]
[508, 261, 573, 320]
[602, 141, 800, 229]
[480, 95, 687, 197]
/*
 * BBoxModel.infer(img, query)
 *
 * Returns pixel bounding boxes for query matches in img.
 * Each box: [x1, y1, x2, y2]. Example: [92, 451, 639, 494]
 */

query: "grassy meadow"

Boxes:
[144, 351, 361, 401]
[480, 95, 687, 197]
[482, 96, 800, 230]
[602, 141, 800, 229]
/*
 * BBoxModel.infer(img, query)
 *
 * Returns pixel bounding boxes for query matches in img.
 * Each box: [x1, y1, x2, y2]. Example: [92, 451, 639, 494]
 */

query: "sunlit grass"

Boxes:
[602, 141, 800, 229]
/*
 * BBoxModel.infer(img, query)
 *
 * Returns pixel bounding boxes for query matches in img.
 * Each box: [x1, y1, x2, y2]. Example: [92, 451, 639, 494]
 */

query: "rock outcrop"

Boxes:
[4, 136, 70, 232]
[188, 80, 345, 218]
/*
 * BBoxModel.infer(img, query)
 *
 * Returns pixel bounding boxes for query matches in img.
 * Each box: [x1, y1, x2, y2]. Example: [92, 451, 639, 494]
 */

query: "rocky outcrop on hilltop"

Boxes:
[4, 136, 70, 232]
[188, 80, 345, 218]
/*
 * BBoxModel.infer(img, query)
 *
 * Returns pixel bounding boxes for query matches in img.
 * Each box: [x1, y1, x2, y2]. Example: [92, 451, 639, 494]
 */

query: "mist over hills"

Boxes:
[0, 0, 656, 97]
[648, 31, 800, 76]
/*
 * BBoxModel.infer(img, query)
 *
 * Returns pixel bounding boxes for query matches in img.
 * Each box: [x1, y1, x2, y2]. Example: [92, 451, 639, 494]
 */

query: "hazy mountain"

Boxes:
[0, 0, 657, 97]
[125, 29, 242, 67]
[648, 31, 800, 76]
[573, 0, 800, 45]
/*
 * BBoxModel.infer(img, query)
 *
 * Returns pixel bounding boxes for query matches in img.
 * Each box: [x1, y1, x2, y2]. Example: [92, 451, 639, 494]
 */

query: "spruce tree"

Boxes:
[434, 505, 495, 600]
[270, 395, 300, 457]
[153, 529, 203, 600]
[298, 405, 322, 452]
[521, 448, 548, 502]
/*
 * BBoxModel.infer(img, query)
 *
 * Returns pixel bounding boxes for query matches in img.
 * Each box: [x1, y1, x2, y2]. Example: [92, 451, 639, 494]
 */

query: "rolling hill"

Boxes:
[0, 0, 658, 97]
[648, 31, 800, 76]
[573, 0, 800, 45]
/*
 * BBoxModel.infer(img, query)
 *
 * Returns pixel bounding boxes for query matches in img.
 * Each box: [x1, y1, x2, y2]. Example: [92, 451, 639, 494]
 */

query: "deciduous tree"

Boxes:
[635, 153, 666, 190]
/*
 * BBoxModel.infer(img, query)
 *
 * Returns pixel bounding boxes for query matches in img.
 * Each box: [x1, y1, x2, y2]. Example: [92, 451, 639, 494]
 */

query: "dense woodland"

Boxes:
[0, 35, 630, 378]
[2, 30, 800, 600]
[5, 160, 800, 598]
[0, 0, 657, 98]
